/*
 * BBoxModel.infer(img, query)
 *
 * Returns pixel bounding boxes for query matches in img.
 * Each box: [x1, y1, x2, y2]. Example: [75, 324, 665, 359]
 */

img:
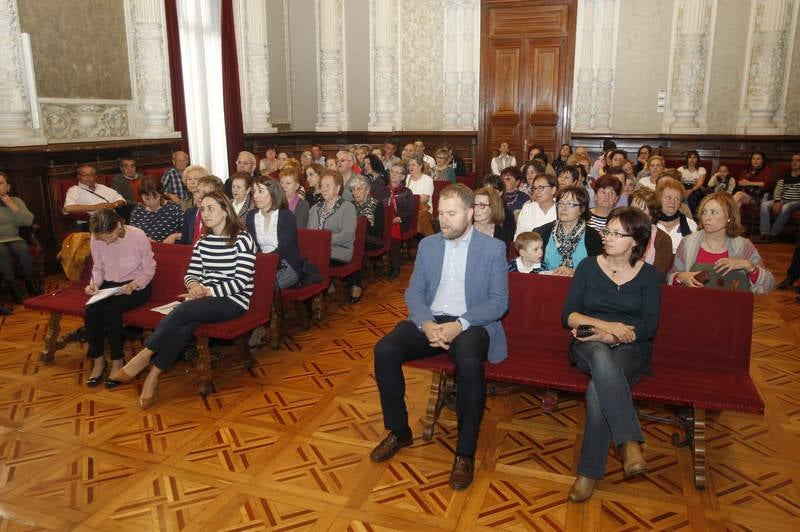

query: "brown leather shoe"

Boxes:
[448, 455, 474, 491]
[370, 432, 413, 463]
[569, 475, 596, 502]
[620, 441, 648, 477]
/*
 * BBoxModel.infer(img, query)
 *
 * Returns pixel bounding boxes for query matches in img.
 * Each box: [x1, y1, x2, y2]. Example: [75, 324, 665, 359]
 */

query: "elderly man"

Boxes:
[63, 165, 126, 223]
[370, 183, 509, 491]
[110, 156, 140, 206]
[161, 150, 190, 203]
[337, 150, 359, 202]
[179, 164, 209, 211]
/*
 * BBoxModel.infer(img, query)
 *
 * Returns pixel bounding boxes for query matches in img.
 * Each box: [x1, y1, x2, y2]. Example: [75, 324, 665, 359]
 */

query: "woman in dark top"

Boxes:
[473, 186, 512, 254]
[363, 153, 388, 193]
[348, 174, 384, 303]
[562, 207, 661, 503]
[303, 163, 325, 208]
[733, 150, 774, 208]
[376, 161, 414, 280]
[500, 166, 529, 215]
[535, 186, 603, 276]
[552, 143, 572, 175]
[129, 176, 183, 243]
[245, 176, 303, 289]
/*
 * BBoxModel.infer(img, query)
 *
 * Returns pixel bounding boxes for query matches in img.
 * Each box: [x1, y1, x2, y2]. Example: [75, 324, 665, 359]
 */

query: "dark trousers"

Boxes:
[787, 242, 800, 283]
[374, 318, 489, 457]
[0, 240, 34, 283]
[389, 238, 401, 270]
[569, 341, 651, 479]
[84, 281, 152, 360]
[145, 296, 243, 371]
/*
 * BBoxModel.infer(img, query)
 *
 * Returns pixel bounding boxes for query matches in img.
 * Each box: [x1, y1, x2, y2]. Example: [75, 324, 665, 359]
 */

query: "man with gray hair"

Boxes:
[162, 150, 191, 203]
[336, 150, 359, 202]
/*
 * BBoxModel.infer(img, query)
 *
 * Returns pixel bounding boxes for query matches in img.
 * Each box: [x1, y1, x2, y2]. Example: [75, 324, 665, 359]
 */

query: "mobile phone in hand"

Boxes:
[576, 324, 594, 338]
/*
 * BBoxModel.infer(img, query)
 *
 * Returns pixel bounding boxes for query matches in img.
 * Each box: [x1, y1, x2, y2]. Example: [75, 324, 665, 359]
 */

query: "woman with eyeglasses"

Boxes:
[472, 186, 513, 254]
[562, 207, 661, 502]
[515, 173, 557, 238]
[534, 186, 603, 276]
[668, 192, 774, 293]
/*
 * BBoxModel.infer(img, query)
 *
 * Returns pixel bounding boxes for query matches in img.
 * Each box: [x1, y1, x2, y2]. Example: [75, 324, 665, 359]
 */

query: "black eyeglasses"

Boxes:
[600, 228, 633, 239]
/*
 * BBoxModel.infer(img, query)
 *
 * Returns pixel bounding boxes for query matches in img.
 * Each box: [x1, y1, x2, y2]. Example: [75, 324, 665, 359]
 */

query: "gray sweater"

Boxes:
[308, 199, 357, 263]
[0, 197, 34, 243]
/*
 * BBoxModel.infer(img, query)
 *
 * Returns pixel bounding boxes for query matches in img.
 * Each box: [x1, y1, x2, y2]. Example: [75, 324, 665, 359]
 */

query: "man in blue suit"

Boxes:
[370, 183, 509, 491]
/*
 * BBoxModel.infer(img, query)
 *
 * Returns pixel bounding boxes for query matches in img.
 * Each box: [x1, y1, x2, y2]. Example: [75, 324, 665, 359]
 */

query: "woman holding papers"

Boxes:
[109, 192, 256, 409]
[84, 209, 155, 388]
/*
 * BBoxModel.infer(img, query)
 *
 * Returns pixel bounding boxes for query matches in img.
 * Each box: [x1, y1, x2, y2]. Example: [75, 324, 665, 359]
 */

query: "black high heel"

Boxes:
[85, 359, 107, 388]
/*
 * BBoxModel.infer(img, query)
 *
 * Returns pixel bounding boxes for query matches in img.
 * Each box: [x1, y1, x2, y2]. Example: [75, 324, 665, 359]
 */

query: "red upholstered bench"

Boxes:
[407, 272, 763, 490]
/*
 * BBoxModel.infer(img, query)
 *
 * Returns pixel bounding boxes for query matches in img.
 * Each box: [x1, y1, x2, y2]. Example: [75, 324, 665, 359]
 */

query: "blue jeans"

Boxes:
[760, 199, 800, 236]
[145, 297, 244, 371]
[569, 341, 651, 479]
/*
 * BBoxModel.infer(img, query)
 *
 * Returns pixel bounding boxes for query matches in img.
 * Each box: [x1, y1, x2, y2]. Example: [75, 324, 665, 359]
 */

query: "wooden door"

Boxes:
[479, 0, 576, 174]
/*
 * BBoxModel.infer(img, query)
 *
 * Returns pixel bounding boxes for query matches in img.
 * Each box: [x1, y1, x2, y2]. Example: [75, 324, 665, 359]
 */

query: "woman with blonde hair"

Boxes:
[656, 177, 697, 253]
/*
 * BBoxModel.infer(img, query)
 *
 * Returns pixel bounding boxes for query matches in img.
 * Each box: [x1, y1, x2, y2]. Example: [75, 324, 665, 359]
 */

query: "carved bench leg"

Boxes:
[421, 370, 452, 441]
[40, 313, 63, 364]
[235, 335, 257, 378]
[692, 408, 706, 490]
[312, 294, 324, 322]
[194, 336, 215, 397]
[269, 306, 282, 350]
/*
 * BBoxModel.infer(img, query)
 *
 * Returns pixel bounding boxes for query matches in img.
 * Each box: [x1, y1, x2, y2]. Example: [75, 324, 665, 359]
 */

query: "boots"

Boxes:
[5, 281, 24, 304]
[25, 277, 42, 296]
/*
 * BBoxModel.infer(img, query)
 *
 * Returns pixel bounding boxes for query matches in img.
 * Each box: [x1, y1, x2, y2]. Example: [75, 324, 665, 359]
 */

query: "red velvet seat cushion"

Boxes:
[282, 229, 331, 302]
[25, 286, 89, 316]
[330, 217, 368, 278]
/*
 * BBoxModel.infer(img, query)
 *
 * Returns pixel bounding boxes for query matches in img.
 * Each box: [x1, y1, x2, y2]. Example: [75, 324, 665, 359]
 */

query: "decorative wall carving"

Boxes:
[664, 0, 717, 133]
[442, 0, 478, 131]
[736, 0, 799, 133]
[316, 0, 347, 131]
[399, 0, 444, 130]
[235, 0, 277, 133]
[40, 101, 130, 141]
[571, 0, 620, 133]
[368, 0, 400, 131]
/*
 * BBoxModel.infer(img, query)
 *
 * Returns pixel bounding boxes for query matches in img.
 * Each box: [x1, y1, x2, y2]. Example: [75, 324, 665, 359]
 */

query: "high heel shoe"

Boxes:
[620, 441, 648, 477]
[85, 359, 107, 388]
[108, 366, 139, 384]
[139, 390, 158, 410]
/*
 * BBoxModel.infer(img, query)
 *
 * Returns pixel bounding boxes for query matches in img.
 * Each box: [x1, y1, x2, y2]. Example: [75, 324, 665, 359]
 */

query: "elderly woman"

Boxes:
[563, 207, 661, 502]
[473, 186, 513, 253]
[668, 192, 774, 293]
[245, 176, 302, 289]
[515, 173, 557, 238]
[308, 170, 358, 266]
[628, 188, 673, 281]
[637, 155, 665, 191]
[656, 177, 697, 254]
[431, 148, 457, 183]
[0, 171, 38, 302]
[110, 192, 256, 408]
[259, 146, 280, 174]
[229, 171, 254, 221]
[279, 167, 310, 230]
[588, 175, 622, 233]
[84, 209, 155, 388]
[535, 186, 603, 276]
[129, 176, 183, 243]
[347, 174, 385, 303]
[733, 151, 774, 208]
[376, 162, 415, 280]
[304, 163, 324, 208]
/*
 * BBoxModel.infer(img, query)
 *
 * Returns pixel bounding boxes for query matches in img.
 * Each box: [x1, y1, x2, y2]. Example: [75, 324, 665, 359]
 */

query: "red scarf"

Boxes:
[389, 184, 403, 239]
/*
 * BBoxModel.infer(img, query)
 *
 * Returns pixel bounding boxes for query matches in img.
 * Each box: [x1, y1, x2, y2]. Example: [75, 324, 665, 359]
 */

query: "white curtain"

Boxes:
[176, 0, 229, 178]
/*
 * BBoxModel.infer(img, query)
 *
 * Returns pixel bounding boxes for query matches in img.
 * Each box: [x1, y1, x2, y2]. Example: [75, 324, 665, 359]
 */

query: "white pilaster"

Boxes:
[441, 1, 459, 129]
[368, 0, 399, 131]
[736, 0, 799, 134]
[441, 0, 478, 131]
[663, 0, 716, 133]
[315, 0, 347, 131]
[0, 0, 45, 145]
[129, 0, 178, 137]
[457, 0, 478, 129]
[571, 0, 620, 133]
[234, 0, 277, 133]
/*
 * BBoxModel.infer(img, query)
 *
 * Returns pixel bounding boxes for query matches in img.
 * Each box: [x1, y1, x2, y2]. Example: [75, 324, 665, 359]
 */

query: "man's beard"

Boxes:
[441, 221, 470, 240]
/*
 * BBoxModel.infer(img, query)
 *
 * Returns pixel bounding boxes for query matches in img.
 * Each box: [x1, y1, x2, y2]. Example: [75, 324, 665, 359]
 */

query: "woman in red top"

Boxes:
[733, 151, 774, 208]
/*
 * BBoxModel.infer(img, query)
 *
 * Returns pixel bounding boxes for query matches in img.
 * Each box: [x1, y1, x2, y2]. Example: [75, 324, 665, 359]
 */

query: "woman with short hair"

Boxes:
[431, 148, 457, 183]
[259, 146, 280, 174]
[563, 207, 661, 502]
[588, 175, 622, 233]
[733, 151, 774, 208]
[515, 173, 557, 238]
[279, 167, 310, 230]
[308, 170, 358, 264]
[656, 177, 697, 253]
[129, 176, 183, 244]
[229, 171, 254, 221]
[628, 188, 673, 281]
[347, 174, 385, 303]
[637, 155, 665, 191]
[678, 150, 707, 213]
[472, 186, 512, 253]
[376, 163, 414, 280]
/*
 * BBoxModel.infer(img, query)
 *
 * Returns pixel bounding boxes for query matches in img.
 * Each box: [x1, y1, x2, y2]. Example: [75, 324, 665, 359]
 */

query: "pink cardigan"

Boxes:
[90, 225, 155, 289]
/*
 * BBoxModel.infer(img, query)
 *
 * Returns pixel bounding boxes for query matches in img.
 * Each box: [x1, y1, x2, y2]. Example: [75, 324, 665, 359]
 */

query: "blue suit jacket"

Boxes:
[405, 229, 509, 362]
[178, 207, 198, 245]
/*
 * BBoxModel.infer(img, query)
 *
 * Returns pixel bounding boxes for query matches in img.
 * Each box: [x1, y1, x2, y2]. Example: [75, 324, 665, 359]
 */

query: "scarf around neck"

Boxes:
[659, 210, 692, 236]
[553, 220, 586, 268]
[318, 197, 342, 229]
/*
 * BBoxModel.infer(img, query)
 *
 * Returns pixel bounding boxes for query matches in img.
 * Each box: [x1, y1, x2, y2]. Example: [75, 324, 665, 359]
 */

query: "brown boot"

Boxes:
[620, 441, 648, 477]
[569, 476, 596, 502]
[448, 455, 475, 491]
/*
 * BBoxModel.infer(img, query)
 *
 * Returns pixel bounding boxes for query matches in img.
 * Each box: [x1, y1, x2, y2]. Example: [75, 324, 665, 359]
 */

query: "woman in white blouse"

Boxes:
[515, 173, 557, 238]
[405, 156, 434, 213]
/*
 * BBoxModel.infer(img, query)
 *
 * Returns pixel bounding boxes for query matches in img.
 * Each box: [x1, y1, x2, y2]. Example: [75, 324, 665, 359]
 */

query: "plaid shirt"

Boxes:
[161, 167, 189, 200]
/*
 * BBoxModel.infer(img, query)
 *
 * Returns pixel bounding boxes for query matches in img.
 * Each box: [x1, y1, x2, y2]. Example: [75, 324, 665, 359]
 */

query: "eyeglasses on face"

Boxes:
[473, 203, 490, 209]
[601, 228, 633, 239]
[556, 200, 580, 208]
[531, 185, 553, 192]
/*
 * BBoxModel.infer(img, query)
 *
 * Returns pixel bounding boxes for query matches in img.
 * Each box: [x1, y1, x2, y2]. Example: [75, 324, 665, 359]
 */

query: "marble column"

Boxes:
[236, 0, 277, 133]
[666, 0, 715, 133]
[316, 0, 347, 131]
[572, 0, 595, 131]
[441, 0, 477, 131]
[457, 0, 478, 129]
[368, 0, 399, 131]
[592, 0, 616, 131]
[441, 1, 460, 129]
[0, 0, 43, 145]
[130, 0, 177, 137]
[737, 0, 797, 133]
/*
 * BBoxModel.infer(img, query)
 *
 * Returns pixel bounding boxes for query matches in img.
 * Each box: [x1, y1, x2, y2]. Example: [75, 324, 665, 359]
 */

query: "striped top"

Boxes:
[587, 213, 608, 234]
[184, 232, 257, 310]
[774, 174, 800, 202]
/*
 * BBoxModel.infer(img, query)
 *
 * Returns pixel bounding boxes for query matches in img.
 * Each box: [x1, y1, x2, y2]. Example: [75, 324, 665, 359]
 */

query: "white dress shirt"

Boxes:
[430, 226, 473, 330]
[63, 183, 125, 213]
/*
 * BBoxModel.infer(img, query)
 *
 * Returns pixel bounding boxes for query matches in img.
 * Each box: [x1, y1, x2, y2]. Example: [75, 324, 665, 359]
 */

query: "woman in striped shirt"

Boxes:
[110, 191, 256, 409]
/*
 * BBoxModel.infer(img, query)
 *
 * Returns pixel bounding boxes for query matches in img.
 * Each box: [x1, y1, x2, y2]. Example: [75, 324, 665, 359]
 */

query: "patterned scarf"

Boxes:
[354, 195, 378, 226]
[318, 197, 342, 229]
[553, 219, 586, 268]
[504, 190, 520, 209]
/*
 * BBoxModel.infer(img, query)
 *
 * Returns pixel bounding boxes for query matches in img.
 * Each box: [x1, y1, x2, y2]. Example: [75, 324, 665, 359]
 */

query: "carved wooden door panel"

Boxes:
[479, 0, 576, 173]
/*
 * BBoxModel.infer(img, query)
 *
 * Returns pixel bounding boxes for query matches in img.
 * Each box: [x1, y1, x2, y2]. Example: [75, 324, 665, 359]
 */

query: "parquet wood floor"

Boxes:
[0, 243, 799, 531]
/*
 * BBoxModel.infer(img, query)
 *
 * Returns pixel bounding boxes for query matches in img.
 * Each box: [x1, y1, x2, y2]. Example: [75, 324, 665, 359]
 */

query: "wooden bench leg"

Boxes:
[312, 294, 324, 322]
[692, 408, 707, 490]
[269, 305, 282, 350]
[194, 336, 215, 397]
[421, 370, 452, 441]
[40, 313, 63, 364]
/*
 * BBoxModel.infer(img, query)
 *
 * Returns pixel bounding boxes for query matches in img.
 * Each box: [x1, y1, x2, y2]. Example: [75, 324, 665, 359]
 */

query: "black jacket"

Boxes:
[244, 208, 304, 273]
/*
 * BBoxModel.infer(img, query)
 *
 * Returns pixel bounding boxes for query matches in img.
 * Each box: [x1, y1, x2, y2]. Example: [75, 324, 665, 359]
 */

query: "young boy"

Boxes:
[509, 231, 546, 273]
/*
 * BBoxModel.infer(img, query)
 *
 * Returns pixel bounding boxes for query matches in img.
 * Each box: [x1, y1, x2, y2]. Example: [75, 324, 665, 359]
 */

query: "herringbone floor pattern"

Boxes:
[0, 243, 798, 531]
